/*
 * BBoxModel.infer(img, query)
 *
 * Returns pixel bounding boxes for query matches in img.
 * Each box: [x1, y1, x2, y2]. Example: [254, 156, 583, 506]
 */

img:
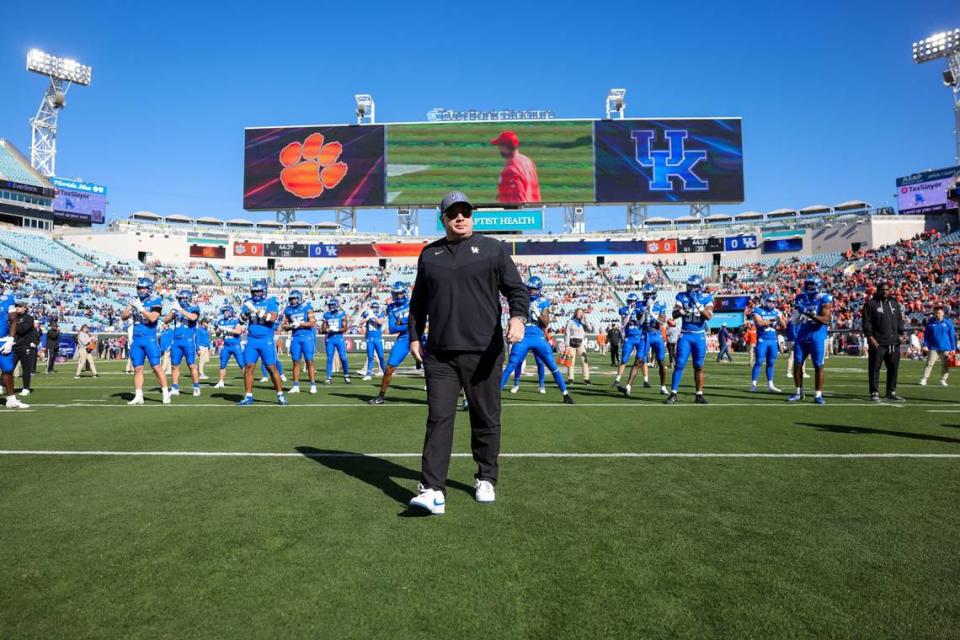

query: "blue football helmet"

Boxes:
[288, 290, 303, 306]
[526, 276, 543, 295]
[763, 293, 778, 309]
[136, 277, 154, 301]
[803, 275, 822, 294]
[686, 274, 704, 293]
[642, 283, 657, 300]
[327, 298, 340, 312]
[177, 289, 193, 305]
[626, 292, 639, 305]
[370, 301, 380, 311]
[251, 279, 268, 301]
[221, 305, 235, 318]
[392, 282, 407, 303]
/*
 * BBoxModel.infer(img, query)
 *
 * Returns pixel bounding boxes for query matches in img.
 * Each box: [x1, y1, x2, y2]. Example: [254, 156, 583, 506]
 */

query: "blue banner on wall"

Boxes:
[308, 244, 340, 258]
[723, 234, 757, 251]
[512, 240, 647, 256]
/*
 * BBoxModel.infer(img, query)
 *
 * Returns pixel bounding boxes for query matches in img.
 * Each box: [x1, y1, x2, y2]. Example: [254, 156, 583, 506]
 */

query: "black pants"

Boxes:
[421, 349, 504, 493]
[47, 346, 58, 372]
[610, 343, 620, 366]
[868, 343, 900, 395]
[14, 347, 36, 391]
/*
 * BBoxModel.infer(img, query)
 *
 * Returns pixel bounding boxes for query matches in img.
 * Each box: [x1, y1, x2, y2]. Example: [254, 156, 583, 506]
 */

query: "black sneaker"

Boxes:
[368, 395, 385, 405]
[459, 400, 469, 412]
[870, 392, 881, 402]
[664, 392, 678, 405]
[583, 379, 592, 385]
[885, 393, 905, 402]
[562, 394, 575, 405]
[643, 381, 651, 388]
[694, 394, 708, 405]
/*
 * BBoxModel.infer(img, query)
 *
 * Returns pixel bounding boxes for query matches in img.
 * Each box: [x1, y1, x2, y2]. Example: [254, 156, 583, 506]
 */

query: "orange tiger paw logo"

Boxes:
[279, 133, 348, 199]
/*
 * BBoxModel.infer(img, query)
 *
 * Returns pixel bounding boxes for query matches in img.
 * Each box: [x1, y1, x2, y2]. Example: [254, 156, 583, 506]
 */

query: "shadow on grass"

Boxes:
[797, 422, 960, 444]
[210, 391, 245, 403]
[328, 392, 428, 405]
[295, 446, 474, 517]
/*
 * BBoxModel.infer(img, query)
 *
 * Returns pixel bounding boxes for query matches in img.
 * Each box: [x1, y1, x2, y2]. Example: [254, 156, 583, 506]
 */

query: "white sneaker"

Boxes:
[192, 387, 201, 397]
[358, 369, 369, 377]
[162, 391, 171, 405]
[768, 384, 782, 393]
[538, 386, 546, 394]
[475, 479, 495, 504]
[198, 374, 209, 380]
[214, 381, 225, 389]
[409, 484, 446, 515]
[919, 378, 927, 386]
[309, 385, 317, 394]
[941, 378, 949, 387]
[510, 384, 520, 394]
[280, 375, 287, 382]
[803, 372, 811, 379]
[289, 386, 300, 394]
[127, 395, 144, 406]
[362, 375, 372, 381]
[6, 396, 30, 409]
[170, 388, 180, 396]
[259, 377, 269, 382]
[750, 383, 758, 393]
[19, 389, 31, 396]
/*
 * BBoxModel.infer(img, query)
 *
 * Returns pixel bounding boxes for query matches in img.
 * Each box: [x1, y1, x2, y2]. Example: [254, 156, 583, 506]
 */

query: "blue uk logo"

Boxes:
[630, 130, 709, 192]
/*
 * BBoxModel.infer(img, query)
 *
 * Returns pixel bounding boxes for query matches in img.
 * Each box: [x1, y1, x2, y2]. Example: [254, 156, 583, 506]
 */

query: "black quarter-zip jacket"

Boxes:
[409, 233, 528, 353]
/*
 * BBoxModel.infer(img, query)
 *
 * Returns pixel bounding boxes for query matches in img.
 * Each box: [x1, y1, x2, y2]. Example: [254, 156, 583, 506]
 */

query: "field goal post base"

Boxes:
[397, 208, 418, 236]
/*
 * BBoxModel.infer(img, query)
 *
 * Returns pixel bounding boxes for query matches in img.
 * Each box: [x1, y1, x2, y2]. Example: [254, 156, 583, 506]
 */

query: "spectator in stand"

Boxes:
[74, 324, 99, 379]
[920, 305, 957, 386]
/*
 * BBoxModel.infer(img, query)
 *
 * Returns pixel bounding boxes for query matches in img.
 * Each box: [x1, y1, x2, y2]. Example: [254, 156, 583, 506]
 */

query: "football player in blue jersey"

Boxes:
[621, 283, 669, 396]
[1, 267, 29, 409]
[751, 293, 785, 393]
[665, 274, 714, 404]
[122, 277, 171, 405]
[163, 289, 202, 397]
[260, 315, 287, 383]
[509, 351, 546, 394]
[238, 279, 288, 406]
[360, 301, 386, 381]
[788, 275, 833, 404]
[369, 282, 420, 404]
[321, 297, 350, 384]
[283, 289, 318, 394]
[214, 305, 244, 388]
[499, 276, 574, 403]
[613, 292, 643, 390]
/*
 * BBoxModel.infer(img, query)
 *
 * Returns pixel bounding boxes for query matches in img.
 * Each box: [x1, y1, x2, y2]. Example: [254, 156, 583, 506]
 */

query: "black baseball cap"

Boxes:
[439, 191, 474, 214]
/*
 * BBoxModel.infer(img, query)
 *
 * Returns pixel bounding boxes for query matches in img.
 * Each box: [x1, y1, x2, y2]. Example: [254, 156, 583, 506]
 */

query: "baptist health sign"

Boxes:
[436, 209, 544, 232]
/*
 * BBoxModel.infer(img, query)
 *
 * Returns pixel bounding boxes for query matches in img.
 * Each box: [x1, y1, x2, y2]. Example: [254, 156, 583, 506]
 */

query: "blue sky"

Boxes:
[1, 0, 957, 233]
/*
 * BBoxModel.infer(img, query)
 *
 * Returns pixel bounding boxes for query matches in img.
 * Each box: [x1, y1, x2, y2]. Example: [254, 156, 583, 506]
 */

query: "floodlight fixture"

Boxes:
[605, 88, 626, 119]
[355, 94, 375, 124]
[25, 49, 93, 176]
[912, 29, 960, 163]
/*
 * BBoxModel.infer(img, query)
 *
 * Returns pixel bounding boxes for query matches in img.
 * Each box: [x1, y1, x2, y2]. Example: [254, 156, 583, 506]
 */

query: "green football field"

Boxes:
[1, 354, 958, 639]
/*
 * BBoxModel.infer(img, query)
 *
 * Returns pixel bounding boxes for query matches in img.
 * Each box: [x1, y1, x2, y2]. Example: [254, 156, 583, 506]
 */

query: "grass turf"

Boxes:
[1, 354, 958, 639]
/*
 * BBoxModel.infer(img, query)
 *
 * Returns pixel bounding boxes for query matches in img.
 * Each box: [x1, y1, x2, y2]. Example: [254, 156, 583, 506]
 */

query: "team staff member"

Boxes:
[74, 324, 99, 378]
[920, 305, 957, 386]
[861, 280, 906, 402]
[565, 308, 592, 384]
[407, 191, 527, 515]
[45, 321, 60, 373]
[13, 300, 39, 395]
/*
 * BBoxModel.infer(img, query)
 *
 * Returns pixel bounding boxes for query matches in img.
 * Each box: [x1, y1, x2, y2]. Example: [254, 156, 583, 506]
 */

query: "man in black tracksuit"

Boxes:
[45, 321, 60, 373]
[861, 280, 907, 401]
[13, 301, 39, 394]
[407, 191, 528, 515]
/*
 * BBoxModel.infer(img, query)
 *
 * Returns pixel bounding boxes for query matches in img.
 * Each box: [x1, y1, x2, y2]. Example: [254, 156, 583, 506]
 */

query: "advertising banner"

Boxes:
[434, 209, 544, 232]
[50, 177, 107, 223]
[896, 166, 960, 214]
[512, 240, 646, 256]
[243, 125, 386, 210]
[189, 245, 226, 259]
[762, 237, 803, 254]
[593, 119, 744, 204]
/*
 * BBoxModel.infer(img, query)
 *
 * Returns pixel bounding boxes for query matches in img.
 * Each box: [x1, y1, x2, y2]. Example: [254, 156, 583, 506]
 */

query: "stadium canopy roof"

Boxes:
[226, 218, 254, 227]
[734, 211, 764, 220]
[195, 216, 224, 226]
[130, 211, 161, 220]
[834, 200, 871, 211]
[0, 139, 53, 189]
[286, 221, 311, 228]
[315, 222, 341, 229]
[165, 214, 192, 224]
[799, 204, 832, 215]
[705, 213, 733, 222]
[257, 221, 283, 228]
[767, 208, 798, 218]
[673, 216, 700, 225]
[643, 217, 672, 226]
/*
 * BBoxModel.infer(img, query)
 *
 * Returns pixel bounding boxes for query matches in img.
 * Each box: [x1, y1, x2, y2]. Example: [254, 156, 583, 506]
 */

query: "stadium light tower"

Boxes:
[605, 88, 626, 119]
[25, 49, 92, 177]
[355, 94, 375, 124]
[912, 28, 960, 163]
